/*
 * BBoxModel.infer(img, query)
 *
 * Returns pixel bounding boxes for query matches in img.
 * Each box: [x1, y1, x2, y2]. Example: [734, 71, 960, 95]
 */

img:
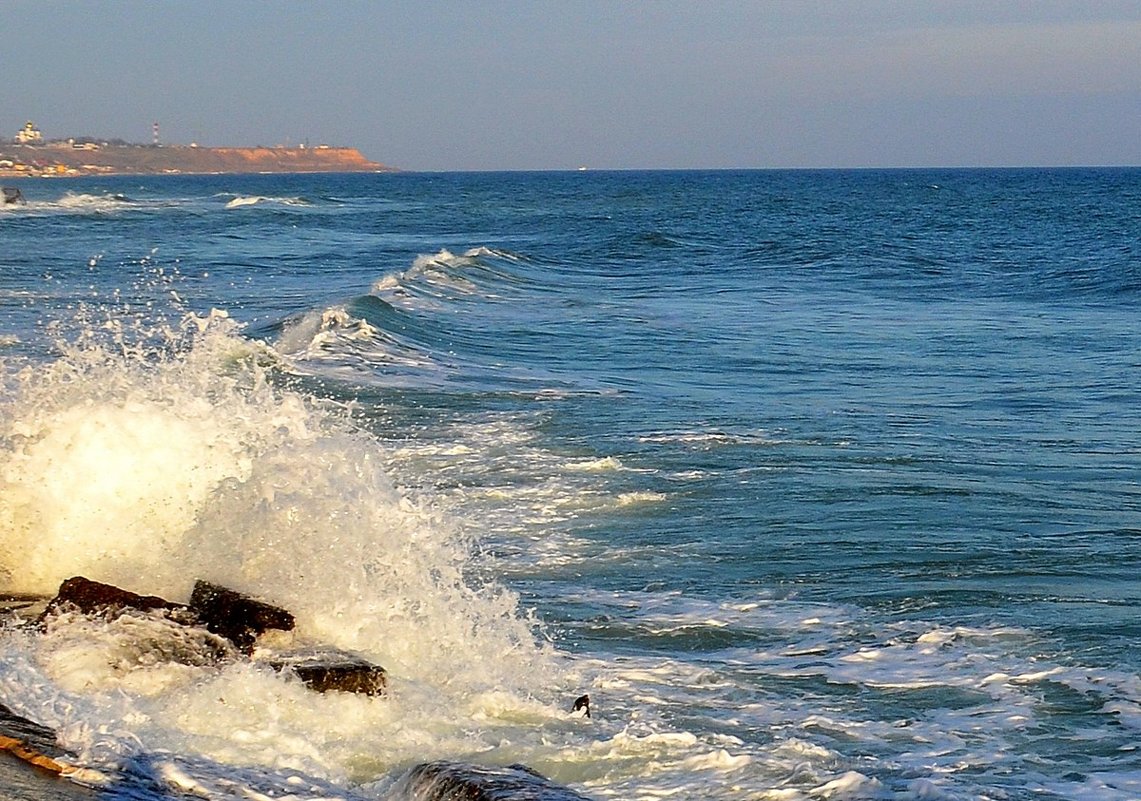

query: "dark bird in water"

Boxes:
[571, 694, 591, 718]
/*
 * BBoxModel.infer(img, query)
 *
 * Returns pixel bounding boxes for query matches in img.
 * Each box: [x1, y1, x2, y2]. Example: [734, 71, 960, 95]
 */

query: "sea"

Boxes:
[0, 168, 1138, 801]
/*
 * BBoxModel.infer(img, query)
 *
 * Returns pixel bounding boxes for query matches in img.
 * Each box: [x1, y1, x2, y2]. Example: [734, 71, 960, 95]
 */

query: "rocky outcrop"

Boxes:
[394, 761, 594, 801]
[189, 580, 294, 654]
[36, 577, 385, 696]
[6, 581, 592, 798]
[40, 576, 185, 621]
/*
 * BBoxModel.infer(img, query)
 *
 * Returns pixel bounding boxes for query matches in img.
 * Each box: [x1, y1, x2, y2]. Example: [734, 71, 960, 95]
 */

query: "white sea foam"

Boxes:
[565, 456, 625, 472]
[636, 428, 789, 449]
[0, 192, 135, 215]
[615, 490, 667, 506]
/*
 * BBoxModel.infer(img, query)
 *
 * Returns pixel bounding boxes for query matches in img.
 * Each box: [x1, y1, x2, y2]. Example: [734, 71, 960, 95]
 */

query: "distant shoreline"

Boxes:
[0, 143, 394, 178]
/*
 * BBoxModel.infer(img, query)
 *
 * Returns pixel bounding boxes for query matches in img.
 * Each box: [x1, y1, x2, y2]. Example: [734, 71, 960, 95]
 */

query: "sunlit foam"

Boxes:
[0, 311, 558, 707]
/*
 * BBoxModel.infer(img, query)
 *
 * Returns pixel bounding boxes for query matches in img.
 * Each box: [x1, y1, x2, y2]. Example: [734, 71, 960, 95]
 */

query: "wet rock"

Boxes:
[2, 704, 123, 793]
[1, 593, 51, 624]
[266, 649, 387, 696]
[39, 576, 186, 624]
[25, 577, 387, 696]
[0, 703, 64, 760]
[395, 761, 594, 801]
[188, 580, 294, 653]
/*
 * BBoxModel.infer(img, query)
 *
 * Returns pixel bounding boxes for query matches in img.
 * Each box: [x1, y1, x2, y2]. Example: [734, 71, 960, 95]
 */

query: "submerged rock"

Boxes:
[188, 580, 294, 653]
[395, 761, 593, 801]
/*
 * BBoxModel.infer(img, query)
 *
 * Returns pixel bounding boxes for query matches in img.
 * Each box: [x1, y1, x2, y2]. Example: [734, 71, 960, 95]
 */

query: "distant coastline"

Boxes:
[0, 142, 393, 178]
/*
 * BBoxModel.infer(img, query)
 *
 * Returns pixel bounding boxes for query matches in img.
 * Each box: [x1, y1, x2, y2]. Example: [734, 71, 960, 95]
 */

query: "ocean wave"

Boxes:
[223, 195, 311, 209]
[259, 249, 569, 393]
[370, 247, 533, 311]
[0, 191, 138, 216]
[636, 428, 789, 449]
[268, 298, 452, 389]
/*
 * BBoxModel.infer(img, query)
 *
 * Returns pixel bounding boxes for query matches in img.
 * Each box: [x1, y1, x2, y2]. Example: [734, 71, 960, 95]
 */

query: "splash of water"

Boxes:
[0, 308, 557, 704]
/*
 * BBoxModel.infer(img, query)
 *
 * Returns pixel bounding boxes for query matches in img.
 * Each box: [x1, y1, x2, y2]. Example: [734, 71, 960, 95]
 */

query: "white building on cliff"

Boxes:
[15, 121, 43, 144]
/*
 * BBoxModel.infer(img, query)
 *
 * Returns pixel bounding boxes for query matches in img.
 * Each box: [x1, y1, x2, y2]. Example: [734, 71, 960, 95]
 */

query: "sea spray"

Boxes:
[0, 308, 569, 787]
[0, 310, 274, 597]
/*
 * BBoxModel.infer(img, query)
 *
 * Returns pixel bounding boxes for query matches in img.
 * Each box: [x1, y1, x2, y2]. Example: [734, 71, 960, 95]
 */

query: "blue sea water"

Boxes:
[0, 168, 1138, 800]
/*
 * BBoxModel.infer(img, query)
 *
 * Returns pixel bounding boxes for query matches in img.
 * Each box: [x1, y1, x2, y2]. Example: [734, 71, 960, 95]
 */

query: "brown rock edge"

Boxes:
[0, 735, 67, 775]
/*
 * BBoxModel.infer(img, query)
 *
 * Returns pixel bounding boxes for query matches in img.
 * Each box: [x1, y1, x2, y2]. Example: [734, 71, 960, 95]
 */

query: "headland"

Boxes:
[1, 137, 392, 178]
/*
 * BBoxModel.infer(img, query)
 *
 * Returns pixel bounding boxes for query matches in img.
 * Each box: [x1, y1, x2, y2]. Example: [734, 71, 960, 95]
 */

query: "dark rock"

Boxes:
[266, 650, 387, 696]
[395, 761, 594, 801]
[39, 577, 186, 624]
[1, 593, 51, 624]
[24, 577, 386, 697]
[188, 581, 294, 653]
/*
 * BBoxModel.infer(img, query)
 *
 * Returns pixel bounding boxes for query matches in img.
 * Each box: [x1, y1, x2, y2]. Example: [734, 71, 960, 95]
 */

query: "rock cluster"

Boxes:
[37, 576, 385, 696]
[3, 577, 595, 799]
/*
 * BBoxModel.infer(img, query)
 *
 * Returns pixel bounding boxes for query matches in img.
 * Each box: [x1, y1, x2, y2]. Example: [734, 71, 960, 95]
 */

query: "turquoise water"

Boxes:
[0, 169, 1138, 800]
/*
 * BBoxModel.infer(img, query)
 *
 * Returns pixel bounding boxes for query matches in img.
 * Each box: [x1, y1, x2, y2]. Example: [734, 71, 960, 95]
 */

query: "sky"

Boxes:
[1, 1, 1139, 171]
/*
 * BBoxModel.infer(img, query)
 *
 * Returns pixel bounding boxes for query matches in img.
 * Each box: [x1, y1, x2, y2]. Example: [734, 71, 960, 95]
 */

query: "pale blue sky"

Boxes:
[2, 1, 1139, 170]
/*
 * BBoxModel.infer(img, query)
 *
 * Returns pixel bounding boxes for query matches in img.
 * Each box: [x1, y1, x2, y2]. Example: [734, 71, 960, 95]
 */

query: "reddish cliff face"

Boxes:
[191, 147, 384, 172]
[1, 144, 391, 175]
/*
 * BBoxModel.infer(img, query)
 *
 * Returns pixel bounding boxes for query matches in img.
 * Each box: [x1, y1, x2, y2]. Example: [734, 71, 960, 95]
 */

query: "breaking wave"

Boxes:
[0, 308, 573, 792]
[223, 195, 311, 209]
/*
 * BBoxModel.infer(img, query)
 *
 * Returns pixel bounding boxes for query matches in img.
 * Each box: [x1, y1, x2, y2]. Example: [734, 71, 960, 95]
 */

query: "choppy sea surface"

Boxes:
[0, 169, 1138, 800]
